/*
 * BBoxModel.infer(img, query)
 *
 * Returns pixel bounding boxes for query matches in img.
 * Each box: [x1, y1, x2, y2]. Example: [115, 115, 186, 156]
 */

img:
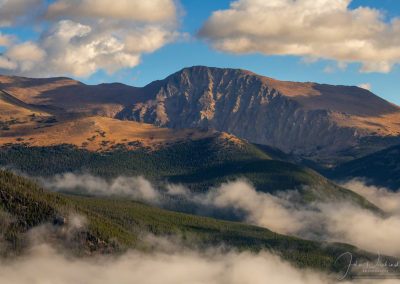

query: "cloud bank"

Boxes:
[3, 209, 334, 284]
[0, 0, 179, 77]
[0, 242, 340, 284]
[200, 180, 400, 257]
[200, 0, 400, 73]
[41, 174, 400, 257]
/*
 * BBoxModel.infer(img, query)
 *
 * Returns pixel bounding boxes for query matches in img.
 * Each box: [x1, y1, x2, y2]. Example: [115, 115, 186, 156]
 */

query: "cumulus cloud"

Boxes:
[2, 42, 46, 72]
[0, 0, 179, 77]
[46, 0, 177, 23]
[200, 0, 400, 73]
[0, 33, 12, 47]
[0, 0, 44, 27]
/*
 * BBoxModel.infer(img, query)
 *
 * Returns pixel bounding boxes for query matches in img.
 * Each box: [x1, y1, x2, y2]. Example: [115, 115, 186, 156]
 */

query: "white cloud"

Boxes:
[3, 42, 46, 72]
[0, 33, 12, 47]
[200, 0, 400, 73]
[341, 179, 400, 215]
[0, 57, 16, 70]
[42, 173, 160, 202]
[0, 0, 179, 77]
[40, 174, 400, 258]
[0, 0, 44, 27]
[46, 0, 177, 23]
[320, 202, 400, 257]
[0, 243, 339, 284]
[3, 175, 399, 283]
[188, 180, 400, 257]
[205, 180, 308, 234]
[358, 83, 372, 91]
[30, 19, 142, 77]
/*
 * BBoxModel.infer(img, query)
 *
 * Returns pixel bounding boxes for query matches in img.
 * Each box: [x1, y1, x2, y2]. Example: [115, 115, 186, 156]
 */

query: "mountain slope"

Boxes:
[0, 114, 216, 151]
[328, 144, 400, 191]
[2, 67, 400, 165]
[0, 169, 381, 273]
[0, 134, 379, 211]
[0, 94, 377, 208]
[0, 89, 51, 123]
[118, 66, 400, 165]
[0, 75, 143, 116]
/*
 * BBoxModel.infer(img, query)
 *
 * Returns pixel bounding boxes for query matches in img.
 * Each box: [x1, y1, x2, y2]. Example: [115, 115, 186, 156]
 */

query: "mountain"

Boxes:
[2, 66, 400, 166]
[0, 89, 51, 122]
[1, 68, 396, 277]
[0, 112, 216, 151]
[121, 66, 400, 166]
[328, 143, 400, 191]
[0, 84, 379, 208]
[0, 133, 379, 212]
[0, 169, 381, 272]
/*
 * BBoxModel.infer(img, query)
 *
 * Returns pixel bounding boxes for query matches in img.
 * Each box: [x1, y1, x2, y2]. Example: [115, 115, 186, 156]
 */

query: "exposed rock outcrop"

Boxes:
[2, 66, 400, 165]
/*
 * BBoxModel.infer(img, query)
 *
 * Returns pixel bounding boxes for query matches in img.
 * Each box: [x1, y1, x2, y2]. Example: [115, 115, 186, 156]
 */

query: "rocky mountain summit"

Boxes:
[2, 66, 400, 165]
[118, 66, 400, 165]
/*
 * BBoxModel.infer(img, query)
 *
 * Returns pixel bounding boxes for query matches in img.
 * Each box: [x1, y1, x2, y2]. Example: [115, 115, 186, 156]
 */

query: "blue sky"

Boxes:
[1, 0, 400, 104]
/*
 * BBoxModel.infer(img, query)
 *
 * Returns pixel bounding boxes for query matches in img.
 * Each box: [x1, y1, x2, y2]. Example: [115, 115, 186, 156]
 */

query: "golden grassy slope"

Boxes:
[2, 71, 400, 139]
[0, 115, 217, 151]
[0, 91, 50, 121]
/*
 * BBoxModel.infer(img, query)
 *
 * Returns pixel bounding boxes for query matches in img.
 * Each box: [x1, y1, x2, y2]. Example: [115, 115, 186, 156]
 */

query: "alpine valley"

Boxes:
[1, 66, 399, 281]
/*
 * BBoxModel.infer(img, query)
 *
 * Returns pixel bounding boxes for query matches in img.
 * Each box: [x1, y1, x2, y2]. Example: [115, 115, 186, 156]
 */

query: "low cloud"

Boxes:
[215, 181, 400, 257]
[342, 179, 400, 215]
[0, 241, 340, 284]
[42, 173, 160, 202]
[169, 179, 400, 257]
[200, 0, 400, 73]
[27, 213, 88, 249]
[204, 181, 310, 234]
[0, 230, 396, 284]
[40, 174, 400, 257]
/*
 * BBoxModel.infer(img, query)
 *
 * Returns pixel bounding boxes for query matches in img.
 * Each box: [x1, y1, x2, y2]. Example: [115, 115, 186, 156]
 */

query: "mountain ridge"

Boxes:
[2, 66, 400, 165]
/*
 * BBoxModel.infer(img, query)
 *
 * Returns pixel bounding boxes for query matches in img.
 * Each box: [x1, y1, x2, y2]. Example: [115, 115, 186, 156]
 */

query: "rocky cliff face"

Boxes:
[2, 66, 400, 165]
[116, 66, 400, 164]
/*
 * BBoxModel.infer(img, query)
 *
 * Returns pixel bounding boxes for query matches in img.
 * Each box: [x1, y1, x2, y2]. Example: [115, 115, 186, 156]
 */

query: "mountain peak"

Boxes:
[2, 66, 400, 165]
[160, 66, 399, 117]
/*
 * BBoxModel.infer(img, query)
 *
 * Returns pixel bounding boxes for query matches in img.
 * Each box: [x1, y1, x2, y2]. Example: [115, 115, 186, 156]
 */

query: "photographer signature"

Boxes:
[335, 252, 400, 280]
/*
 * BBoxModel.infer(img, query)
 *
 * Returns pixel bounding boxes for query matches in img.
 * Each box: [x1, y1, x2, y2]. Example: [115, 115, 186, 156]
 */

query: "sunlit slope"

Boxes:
[2, 66, 400, 165]
[0, 135, 378, 210]
[0, 115, 215, 151]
